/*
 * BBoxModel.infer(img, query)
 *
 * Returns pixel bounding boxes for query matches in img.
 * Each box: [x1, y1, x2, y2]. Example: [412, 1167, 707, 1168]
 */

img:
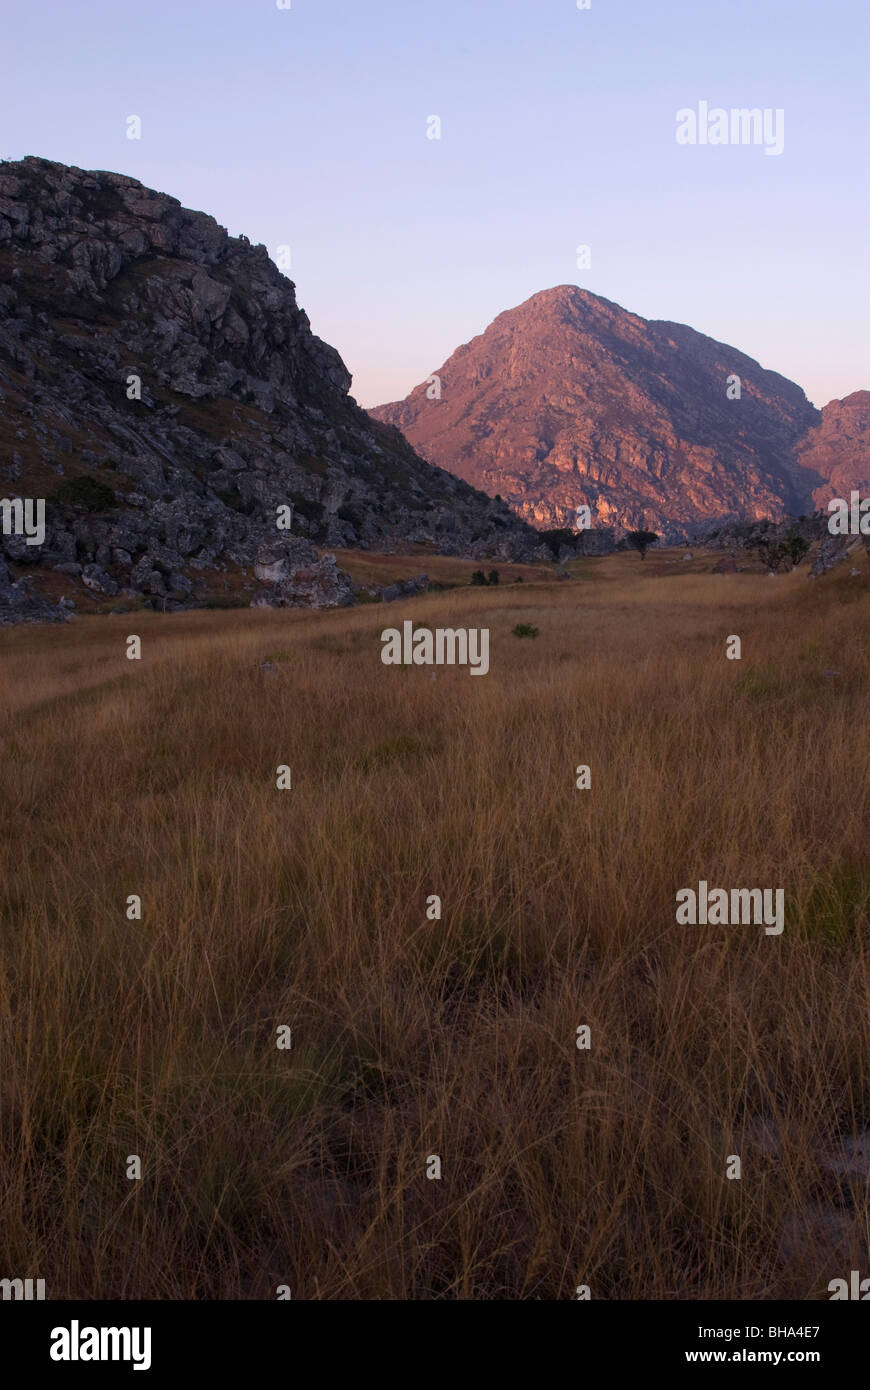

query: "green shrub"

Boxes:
[55, 475, 116, 512]
[512, 623, 539, 639]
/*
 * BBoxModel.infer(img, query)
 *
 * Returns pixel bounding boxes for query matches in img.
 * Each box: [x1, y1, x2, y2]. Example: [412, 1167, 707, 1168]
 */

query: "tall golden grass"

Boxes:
[1, 554, 868, 1298]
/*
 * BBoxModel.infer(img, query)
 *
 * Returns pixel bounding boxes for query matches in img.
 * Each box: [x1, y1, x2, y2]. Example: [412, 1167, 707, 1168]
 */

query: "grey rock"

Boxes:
[81, 563, 119, 596]
[0, 156, 546, 624]
[253, 553, 354, 611]
[380, 573, 430, 602]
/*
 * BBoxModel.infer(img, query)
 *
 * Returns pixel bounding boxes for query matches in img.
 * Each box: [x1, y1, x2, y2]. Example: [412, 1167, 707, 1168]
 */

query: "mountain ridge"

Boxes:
[370, 285, 864, 540]
[0, 156, 541, 623]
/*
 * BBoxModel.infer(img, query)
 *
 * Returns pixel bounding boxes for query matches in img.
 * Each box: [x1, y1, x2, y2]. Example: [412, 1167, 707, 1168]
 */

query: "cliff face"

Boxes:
[797, 392, 870, 506]
[0, 157, 539, 622]
[370, 286, 829, 540]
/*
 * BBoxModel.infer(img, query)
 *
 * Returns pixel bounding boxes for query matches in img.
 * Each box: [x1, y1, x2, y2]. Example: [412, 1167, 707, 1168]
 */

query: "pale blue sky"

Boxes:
[2, 0, 867, 408]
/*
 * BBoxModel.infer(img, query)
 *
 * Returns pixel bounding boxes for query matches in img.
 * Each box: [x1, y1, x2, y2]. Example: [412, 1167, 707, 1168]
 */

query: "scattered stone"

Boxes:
[0, 577, 69, 625]
[379, 574, 430, 602]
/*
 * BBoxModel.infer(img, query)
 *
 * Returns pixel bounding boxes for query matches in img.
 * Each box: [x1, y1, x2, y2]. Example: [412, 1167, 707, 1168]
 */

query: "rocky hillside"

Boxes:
[0, 157, 540, 622]
[797, 391, 870, 506]
[370, 286, 838, 540]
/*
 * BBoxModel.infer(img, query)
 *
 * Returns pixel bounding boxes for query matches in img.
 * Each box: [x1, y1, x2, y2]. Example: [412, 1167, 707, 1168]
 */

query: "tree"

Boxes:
[625, 529, 659, 560]
[748, 535, 781, 571]
[783, 533, 810, 568]
[470, 570, 487, 586]
[749, 530, 809, 573]
[487, 569, 500, 585]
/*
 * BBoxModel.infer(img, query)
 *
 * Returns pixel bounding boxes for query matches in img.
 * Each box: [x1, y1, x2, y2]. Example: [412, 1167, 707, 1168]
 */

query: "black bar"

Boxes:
[2, 1298, 863, 1377]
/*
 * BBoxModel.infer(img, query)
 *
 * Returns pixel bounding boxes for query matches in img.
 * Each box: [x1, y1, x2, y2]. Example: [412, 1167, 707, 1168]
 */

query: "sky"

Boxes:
[2, 0, 867, 409]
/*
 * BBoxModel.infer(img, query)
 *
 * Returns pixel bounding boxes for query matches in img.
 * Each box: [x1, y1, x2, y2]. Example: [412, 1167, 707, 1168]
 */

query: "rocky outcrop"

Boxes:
[810, 532, 869, 577]
[0, 157, 543, 622]
[0, 555, 69, 624]
[691, 511, 869, 578]
[798, 391, 870, 507]
[370, 285, 829, 541]
[250, 539, 354, 610]
[379, 574, 430, 602]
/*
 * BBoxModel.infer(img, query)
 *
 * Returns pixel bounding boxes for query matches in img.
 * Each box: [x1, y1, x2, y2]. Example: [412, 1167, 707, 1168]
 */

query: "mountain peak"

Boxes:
[369, 288, 835, 538]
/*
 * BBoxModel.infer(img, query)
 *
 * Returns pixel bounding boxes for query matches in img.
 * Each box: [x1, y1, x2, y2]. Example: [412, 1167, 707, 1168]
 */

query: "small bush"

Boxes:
[471, 570, 488, 586]
[735, 664, 782, 700]
[539, 527, 577, 559]
[200, 594, 250, 610]
[512, 623, 539, 639]
[55, 476, 116, 512]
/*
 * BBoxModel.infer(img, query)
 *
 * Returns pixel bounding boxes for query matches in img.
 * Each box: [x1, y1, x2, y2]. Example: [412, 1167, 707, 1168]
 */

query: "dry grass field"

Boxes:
[1, 551, 869, 1299]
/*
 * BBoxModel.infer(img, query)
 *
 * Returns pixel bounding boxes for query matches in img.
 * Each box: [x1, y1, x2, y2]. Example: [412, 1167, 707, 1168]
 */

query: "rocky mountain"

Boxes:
[797, 392, 870, 506]
[0, 157, 540, 623]
[370, 286, 850, 540]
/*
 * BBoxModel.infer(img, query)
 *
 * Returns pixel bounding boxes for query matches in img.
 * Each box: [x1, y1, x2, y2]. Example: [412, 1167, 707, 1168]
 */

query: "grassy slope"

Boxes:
[0, 553, 869, 1298]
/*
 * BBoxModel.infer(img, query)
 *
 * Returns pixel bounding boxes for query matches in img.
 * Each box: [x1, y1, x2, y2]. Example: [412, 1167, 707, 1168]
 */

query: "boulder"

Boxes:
[81, 563, 119, 596]
[252, 553, 354, 610]
[379, 574, 430, 602]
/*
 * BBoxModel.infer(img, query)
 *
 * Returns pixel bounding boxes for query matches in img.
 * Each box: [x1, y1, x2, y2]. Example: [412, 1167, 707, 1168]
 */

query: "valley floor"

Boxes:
[1, 553, 869, 1298]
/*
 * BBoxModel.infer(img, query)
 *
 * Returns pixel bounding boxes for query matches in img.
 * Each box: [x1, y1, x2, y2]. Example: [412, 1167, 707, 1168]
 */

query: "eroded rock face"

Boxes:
[799, 391, 870, 508]
[251, 551, 354, 610]
[810, 532, 869, 577]
[249, 536, 356, 609]
[370, 285, 830, 541]
[0, 157, 542, 623]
